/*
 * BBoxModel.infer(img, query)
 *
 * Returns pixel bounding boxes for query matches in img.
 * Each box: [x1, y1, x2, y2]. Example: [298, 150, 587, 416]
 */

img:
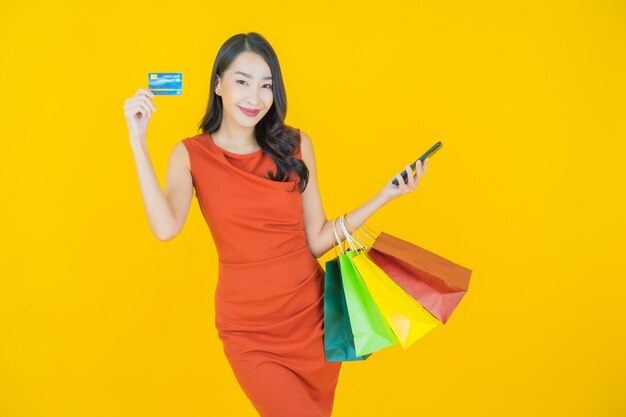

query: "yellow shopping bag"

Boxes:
[339, 216, 441, 349]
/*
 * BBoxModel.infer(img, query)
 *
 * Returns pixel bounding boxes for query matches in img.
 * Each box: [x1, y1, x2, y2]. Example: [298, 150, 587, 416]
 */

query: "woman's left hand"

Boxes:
[377, 158, 429, 204]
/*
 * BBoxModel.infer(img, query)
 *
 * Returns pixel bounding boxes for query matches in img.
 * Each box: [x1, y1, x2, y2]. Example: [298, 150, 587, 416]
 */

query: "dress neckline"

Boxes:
[206, 133, 263, 159]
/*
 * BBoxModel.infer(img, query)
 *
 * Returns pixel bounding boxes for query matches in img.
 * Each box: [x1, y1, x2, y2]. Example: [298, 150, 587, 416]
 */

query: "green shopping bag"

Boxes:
[323, 257, 370, 362]
[338, 246, 399, 357]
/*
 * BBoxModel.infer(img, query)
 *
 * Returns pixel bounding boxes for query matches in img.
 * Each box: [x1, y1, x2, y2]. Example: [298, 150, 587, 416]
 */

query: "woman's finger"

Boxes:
[133, 106, 146, 118]
[399, 172, 408, 193]
[407, 166, 417, 193]
[138, 102, 152, 118]
[133, 102, 151, 119]
[132, 94, 156, 112]
[126, 99, 144, 117]
[394, 173, 405, 190]
[417, 160, 425, 177]
[137, 88, 155, 99]
[141, 95, 157, 112]
[405, 165, 414, 189]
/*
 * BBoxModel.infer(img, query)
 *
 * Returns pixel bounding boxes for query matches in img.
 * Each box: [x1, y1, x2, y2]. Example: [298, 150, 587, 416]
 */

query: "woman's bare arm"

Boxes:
[299, 131, 427, 258]
[130, 139, 193, 241]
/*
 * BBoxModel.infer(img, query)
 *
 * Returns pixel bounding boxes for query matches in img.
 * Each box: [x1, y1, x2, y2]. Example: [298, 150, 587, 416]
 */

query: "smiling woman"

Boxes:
[188, 33, 342, 417]
[125, 30, 428, 417]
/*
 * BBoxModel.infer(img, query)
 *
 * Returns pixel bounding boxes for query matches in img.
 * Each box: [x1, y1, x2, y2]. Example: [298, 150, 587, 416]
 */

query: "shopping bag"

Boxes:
[329, 220, 398, 357]
[338, 216, 440, 350]
[338, 250, 399, 357]
[323, 233, 371, 361]
[343, 219, 472, 324]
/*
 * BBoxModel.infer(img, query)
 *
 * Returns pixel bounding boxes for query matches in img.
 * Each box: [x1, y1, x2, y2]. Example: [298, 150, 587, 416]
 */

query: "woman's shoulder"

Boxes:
[181, 133, 206, 147]
[179, 133, 211, 171]
[294, 129, 313, 154]
[181, 133, 213, 157]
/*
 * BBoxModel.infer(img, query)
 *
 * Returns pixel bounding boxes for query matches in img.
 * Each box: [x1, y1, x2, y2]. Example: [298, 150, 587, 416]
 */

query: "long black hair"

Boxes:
[198, 32, 309, 193]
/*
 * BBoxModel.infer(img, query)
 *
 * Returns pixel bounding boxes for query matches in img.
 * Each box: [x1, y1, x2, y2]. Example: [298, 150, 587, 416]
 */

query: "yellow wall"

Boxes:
[1, 1, 624, 416]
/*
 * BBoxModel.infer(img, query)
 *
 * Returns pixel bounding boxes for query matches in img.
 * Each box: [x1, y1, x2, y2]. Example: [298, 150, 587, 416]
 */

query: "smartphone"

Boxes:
[392, 141, 442, 186]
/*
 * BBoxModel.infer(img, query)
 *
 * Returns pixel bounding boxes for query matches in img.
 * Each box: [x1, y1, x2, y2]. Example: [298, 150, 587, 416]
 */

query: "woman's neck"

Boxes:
[212, 119, 259, 151]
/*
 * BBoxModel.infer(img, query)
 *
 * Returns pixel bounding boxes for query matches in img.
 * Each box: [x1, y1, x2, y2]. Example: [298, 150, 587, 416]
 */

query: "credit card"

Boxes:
[148, 72, 182, 95]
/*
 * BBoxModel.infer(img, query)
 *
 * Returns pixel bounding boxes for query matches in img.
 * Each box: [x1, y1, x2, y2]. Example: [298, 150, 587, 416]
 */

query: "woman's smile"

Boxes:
[238, 106, 261, 117]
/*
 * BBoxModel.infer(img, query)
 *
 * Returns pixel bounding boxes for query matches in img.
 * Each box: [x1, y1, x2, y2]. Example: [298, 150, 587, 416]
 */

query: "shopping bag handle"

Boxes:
[341, 216, 381, 249]
[331, 218, 346, 256]
[339, 215, 368, 252]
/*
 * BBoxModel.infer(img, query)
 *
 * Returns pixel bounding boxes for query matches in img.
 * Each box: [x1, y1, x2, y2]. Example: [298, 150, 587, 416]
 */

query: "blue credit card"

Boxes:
[148, 72, 182, 95]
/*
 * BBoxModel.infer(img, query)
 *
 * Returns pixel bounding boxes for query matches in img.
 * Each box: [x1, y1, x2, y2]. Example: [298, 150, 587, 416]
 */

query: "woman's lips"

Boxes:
[239, 106, 260, 117]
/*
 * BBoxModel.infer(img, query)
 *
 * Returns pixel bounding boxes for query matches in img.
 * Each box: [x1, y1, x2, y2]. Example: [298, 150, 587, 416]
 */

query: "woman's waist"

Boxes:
[215, 245, 323, 301]
[215, 260, 325, 330]
[216, 241, 313, 266]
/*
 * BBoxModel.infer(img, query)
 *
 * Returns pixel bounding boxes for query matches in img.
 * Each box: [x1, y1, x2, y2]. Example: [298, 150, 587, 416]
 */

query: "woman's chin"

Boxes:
[237, 118, 259, 128]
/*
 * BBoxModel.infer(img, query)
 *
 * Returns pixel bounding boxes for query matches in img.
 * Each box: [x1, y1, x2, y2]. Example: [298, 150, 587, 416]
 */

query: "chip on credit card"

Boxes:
[148, 72, 182, 95]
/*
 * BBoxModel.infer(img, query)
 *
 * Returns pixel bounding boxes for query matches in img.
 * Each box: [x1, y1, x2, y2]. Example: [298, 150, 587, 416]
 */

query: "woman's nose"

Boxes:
[247, 91, 260, 104]
[249, 86, 264, 102]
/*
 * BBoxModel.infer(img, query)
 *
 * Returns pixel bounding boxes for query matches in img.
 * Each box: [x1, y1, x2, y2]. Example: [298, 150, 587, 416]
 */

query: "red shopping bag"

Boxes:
[345, 222, 472, 324]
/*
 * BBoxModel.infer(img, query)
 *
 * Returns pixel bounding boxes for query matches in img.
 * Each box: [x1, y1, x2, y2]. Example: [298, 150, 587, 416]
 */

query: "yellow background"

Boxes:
[1, 1, 624, 416]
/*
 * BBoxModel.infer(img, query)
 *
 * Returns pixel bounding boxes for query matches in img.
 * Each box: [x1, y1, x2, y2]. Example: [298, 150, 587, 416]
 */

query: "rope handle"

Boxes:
[339, 215, 367, 252]
[331, 218, 345, 256]
[342, 213, 381, 248]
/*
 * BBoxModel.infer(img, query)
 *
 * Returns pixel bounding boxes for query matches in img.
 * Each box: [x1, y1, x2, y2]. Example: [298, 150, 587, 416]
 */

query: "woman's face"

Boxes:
[215, 51, 274, 128]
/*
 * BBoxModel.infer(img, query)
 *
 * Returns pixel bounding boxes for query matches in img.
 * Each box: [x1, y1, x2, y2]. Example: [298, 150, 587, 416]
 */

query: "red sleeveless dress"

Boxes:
[182, 130, 342, 417]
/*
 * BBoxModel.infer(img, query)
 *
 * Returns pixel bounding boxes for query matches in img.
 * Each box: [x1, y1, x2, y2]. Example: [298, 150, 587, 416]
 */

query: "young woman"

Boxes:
[124, 32, 428, 417]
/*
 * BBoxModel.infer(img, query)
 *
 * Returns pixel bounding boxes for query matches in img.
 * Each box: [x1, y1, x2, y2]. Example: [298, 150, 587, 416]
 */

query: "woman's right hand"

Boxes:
[124, 88, 157, 141]
[376, 159, 428, 205]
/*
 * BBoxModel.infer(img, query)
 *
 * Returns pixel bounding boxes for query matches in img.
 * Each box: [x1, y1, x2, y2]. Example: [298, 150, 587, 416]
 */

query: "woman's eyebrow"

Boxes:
[234, 70, 273, 80]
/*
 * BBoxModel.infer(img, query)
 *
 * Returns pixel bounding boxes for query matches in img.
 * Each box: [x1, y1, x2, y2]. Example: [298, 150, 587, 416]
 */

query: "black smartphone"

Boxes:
[392, 141, 442, 186]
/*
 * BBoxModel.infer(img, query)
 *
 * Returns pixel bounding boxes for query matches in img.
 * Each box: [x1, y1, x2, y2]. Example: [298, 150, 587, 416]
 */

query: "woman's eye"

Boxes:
[236, 80, 271, 89]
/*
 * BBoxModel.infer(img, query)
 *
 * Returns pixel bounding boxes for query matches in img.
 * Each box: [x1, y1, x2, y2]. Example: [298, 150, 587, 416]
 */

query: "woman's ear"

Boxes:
[215, 75, 221, 96]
